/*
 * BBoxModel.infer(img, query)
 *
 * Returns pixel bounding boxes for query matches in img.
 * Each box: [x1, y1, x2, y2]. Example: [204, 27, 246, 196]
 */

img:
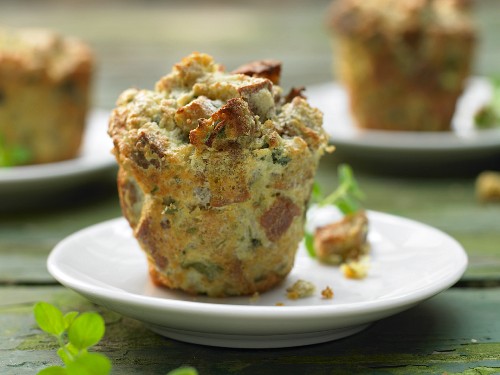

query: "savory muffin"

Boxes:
[0, 27, 93, 166]
[327, 0, 476, 131]
[108, 53, 329, 297]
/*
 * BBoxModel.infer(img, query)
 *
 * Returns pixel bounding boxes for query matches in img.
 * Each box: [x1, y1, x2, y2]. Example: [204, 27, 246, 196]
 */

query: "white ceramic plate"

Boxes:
[47, 208, 467, 349]
[0, 109, 116, 196]
[307, 77, 500, 162]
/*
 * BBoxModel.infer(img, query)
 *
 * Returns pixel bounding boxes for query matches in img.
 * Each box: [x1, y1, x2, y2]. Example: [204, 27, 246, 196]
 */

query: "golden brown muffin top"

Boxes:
[0, 27, 93, 81]
[110, 52, 328, 156]
[327, 0, 475, 38]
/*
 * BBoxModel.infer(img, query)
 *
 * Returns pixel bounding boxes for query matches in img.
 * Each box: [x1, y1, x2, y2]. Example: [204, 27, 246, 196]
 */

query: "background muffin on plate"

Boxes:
[327, 0, 476, 131]
[108, 53, 329, 297]
[0, 27, 93, 166]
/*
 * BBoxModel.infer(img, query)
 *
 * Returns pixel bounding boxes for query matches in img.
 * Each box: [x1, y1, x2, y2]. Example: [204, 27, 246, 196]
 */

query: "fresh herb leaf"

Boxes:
[304, 164, 365, 257]
[34, 302, 198, 375]
[310, 181, 323, 204]
[304, 231, 316, 258]
[320, 164, 365, 214]
[64, 312, 79, 330]
[475, 77, 500, 129]
[167, 367, 199, 375]
[67, 312, 105, 350]
[33, 302, 111, 375]
[66, 352, 112, 375]
[34, 302, 66, 337]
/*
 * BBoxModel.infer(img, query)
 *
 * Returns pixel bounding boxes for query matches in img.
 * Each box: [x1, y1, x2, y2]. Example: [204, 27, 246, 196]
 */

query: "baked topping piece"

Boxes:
[314, 211, 369, 265]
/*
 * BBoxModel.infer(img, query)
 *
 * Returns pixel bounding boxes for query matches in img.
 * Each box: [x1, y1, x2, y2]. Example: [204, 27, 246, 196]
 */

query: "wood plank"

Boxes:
[1, 285, 499, 374]
[0, 181, 121, 283]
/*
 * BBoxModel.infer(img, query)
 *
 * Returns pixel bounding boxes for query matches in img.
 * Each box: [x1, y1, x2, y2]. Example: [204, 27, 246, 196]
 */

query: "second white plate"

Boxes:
[307, 77, 500, 162]
[47, 209, 467, 348]
[0, 109, 116, 197]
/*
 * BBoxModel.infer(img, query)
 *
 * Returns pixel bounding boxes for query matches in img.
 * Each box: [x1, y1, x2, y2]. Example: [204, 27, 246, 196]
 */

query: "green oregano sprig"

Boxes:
[317, 163, 365, 215]
[34, 302, 199, 375]
[34, 302, 111, 375]
[305, 164, 365, 257]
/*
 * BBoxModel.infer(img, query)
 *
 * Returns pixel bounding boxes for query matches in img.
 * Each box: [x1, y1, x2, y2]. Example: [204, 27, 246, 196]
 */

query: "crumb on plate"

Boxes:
[321, 286, 334, 299]
[286, 279, 316, 300]
[341, 256, 370, 279]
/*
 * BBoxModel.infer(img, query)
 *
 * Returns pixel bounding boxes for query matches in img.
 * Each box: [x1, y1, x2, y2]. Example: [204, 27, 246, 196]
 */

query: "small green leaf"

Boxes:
[311, 182, 323, 204]
[34, 302, 66, 337]
[319, 164, 364, 212]
[336, 196, 359, 215]
[66, 352, 111, 375]
[475, 76, 500, 129]
[167, 367, 199, 375]
[38, 366, 68, 375]
[68, 312, 105, 350]
[57, 342, 79, 365]
[305, 164, 366, 258]
[57, 347, 71, 365]
[304, 231, 316, 258]
[64, 312, 79, 330]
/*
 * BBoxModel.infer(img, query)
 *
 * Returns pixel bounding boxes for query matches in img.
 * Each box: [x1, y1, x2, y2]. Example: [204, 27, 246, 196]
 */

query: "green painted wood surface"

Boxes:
[1, 286, 499, 374]
[1, 0, 500, 373]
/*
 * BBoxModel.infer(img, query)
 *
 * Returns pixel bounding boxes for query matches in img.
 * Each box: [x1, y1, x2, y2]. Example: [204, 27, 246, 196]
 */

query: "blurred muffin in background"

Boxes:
[109, 53, 329, 297]
[327, 0, 476, 131]
[0, 28, 93, 166]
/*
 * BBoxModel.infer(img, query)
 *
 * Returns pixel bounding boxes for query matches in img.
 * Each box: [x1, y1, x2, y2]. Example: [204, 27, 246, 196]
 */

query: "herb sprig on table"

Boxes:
[34, 302, 198, 375]
[305, 164, 365, 258]
[474, 77, 500, 129]
[34, 302, 111, 375]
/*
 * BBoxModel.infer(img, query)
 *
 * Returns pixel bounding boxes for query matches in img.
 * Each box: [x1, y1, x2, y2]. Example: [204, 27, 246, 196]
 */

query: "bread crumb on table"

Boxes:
[476, 171, 500, 202]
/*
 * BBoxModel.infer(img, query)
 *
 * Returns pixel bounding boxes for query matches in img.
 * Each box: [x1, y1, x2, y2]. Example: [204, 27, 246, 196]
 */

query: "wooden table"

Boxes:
[1, 1, 500, 374]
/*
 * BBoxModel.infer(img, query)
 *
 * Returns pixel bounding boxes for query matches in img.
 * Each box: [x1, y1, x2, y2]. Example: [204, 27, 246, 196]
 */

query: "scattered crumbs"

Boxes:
[341, 256, 370, 279]
[249, 292, 260, 302]
[321, 286, 334, 300]
[476, 171, 500, 202]
[275, 302, 285, 306]
[286, 279, 316, 300]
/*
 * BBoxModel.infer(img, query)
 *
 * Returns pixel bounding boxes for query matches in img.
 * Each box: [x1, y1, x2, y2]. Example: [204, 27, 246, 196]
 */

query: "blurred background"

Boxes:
[1, 0, 499, 110]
